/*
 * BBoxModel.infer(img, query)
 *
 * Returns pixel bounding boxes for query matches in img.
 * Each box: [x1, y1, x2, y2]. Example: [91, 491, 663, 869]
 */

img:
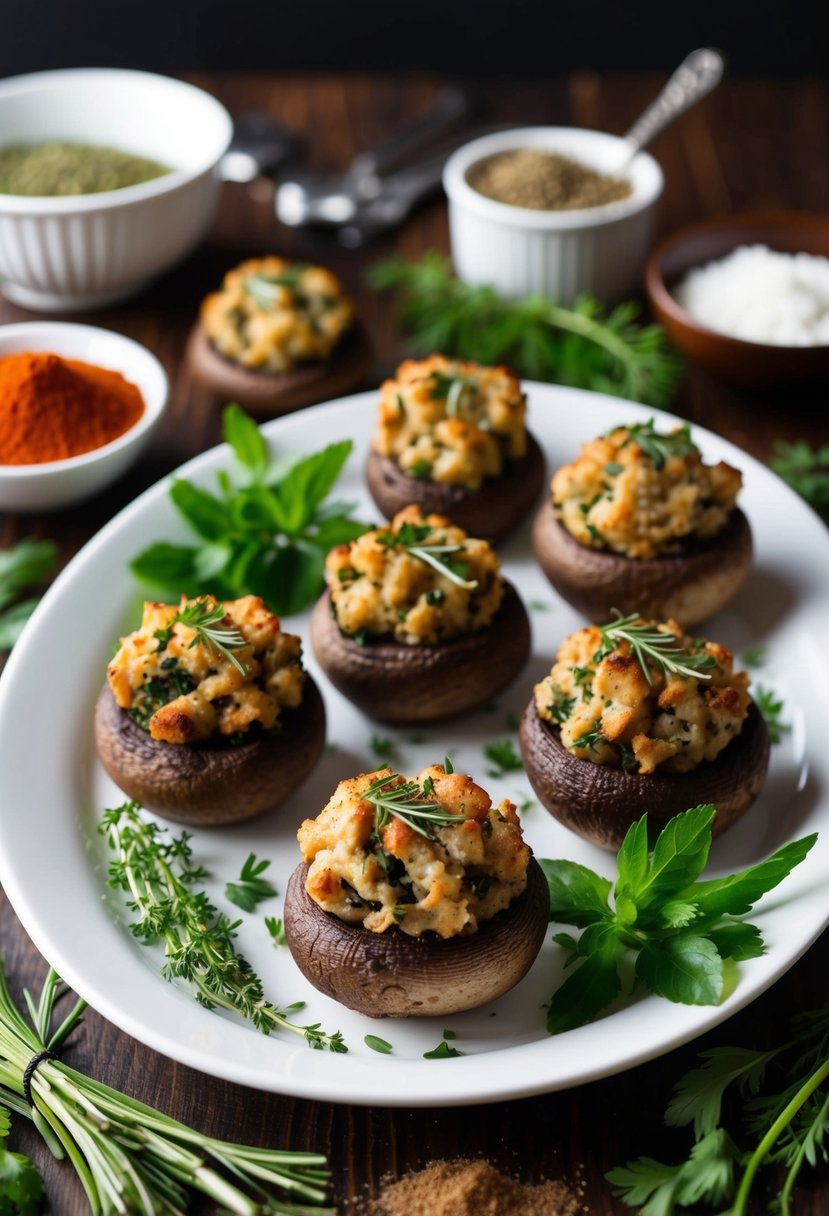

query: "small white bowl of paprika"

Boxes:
[0, 321, 168, 512]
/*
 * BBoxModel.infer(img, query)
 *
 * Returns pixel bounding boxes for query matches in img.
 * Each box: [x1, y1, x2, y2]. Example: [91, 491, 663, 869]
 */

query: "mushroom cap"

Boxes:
[186, 318, 373, 417]
[532, 504, 753, 627]
[519, 698, 770, 850]
[94, 675, 326, 827]
[310, 581, 530, 723]
[284, 856, 550, 1018]
[365, 432, 546, 543]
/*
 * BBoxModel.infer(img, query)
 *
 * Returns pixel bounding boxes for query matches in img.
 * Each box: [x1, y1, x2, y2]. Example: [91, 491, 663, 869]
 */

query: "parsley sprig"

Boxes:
[623, 418, 699, 470]
[540, 805, 816, 1034]
[770, 439, 829, 523]
[369, 252, 681, 408]
[609, 1005, 829, 1215]
[595, 610, 717, 685]
[362, 771, 465, 840]
[131, 405, 369, 617]
[376, 522, 478, 590]
[101, 803, 347, 1052]
[225, 852, 277, 912]
[154, 598, 249, 676]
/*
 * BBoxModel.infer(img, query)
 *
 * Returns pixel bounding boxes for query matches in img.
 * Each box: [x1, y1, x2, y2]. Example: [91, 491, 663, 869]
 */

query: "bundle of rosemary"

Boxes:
[0, 964, 333, 1214]
[369, 252, 681, 409]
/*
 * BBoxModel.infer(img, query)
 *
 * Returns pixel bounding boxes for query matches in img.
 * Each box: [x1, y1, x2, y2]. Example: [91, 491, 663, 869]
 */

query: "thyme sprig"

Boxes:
[100, 803, 347, 1053]
[154, 598, 249, 676]
[0, 962, 334, 1214]
[623, 419, 699, 470]
[376, 522, 478, 590]
[595, 610, 717, 686]
[361, 771, 465, 841]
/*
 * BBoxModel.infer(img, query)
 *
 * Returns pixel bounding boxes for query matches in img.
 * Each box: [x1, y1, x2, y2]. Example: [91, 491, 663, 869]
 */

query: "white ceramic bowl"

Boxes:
[443, 127, 664, 304]
[0, 321, 168, 511]
[0, 69, 233, 311]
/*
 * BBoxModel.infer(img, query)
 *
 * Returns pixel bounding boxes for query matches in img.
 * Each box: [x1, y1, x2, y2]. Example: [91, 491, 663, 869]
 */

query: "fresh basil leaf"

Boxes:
[230, 483, 283, 533]
[222, 404, 268, 479]
[706, 921, 765, 961]
[130, 543, 200, 592]
[0, 539, 57, 606]
[546, 922, 621, 1033]
[223, 539, 263, 596]
[633, 806, 715, 918]
[679, 833, 817, 919]
[541, 858, 613, 927]
[260, 544, 326, 617]
[193, 542, 232, 582]
[0, 598, 39, 650]
[169, 480, 231, 542]
[615, 814, 649, 902]
[636, 933, 723, 1006]
[270, 441, 353, 534]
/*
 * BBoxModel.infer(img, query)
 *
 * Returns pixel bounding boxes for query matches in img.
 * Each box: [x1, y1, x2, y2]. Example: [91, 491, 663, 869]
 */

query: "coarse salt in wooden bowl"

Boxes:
[645, 210, 829, 388]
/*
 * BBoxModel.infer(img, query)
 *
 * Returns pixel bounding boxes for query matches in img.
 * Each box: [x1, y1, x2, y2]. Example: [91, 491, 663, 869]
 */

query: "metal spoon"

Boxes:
[615, 47, 725, 173]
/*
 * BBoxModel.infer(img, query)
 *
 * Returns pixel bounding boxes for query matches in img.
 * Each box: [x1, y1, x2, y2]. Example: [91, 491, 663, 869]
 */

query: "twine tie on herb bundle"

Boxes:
[21, 1049, 55, 1105]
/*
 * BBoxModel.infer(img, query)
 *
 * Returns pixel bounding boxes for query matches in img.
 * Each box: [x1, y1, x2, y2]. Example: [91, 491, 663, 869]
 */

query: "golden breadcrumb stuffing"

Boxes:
[373, 355, 527, 490]
[298, 765, 531, 938]
[534, 618, 750, 773]
[325, 504, 504, 644]
[201, 256, 355, 373]
[552, 423, 742, 558]
[107, 595, 305, 744]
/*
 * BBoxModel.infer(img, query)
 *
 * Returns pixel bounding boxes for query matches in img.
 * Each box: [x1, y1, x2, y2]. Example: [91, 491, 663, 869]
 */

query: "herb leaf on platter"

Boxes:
[225, 852, 278, 912]
[0, 538, 57, 651]
[754, 683, 791, 744]
[540, 806, 816, 1035]
[369, 251, 682, 409]
[130, 404, 369, 617]
[770, 439, 829, 523]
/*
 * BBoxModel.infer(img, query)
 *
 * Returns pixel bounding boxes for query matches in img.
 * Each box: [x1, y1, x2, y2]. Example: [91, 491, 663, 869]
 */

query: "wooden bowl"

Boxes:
[284, 856, 550, 1017]
[186, 318, 373, 417]
[645, 211, 829, 388]
[520, 699, 770, 851]
[94, 676, 326, 827]
[310, 581, 530, 723]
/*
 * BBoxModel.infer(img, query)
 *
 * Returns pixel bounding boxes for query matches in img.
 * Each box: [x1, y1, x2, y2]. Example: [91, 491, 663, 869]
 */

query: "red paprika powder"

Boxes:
[0, 351, 145, 465]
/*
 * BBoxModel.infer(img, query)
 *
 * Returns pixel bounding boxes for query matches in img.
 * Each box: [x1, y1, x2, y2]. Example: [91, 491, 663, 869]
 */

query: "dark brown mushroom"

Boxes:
[94, 676, 326, 828]
[310, 582, 530, 723]
[519, 699, 770, 851]
[365, 432, 546, 543]
[186, 319, 373, 418]
[532, 504, 753, 627]
[284, 856, 549, 1018]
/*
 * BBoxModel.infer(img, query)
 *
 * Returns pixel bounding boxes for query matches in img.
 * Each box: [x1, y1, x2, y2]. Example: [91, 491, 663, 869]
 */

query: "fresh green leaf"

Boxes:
[0, 598, 40, 650]
[169, 479, 231, 541]
[541, 858, 613, 928]
[483, 739, 523, 778]
[632, 806, 715, 918]
[770, 439, 829, 523]
[741, 645, 766, 668]
[680, 833, 817, 920]
[754, 684, 791, 744]
[658, 899, 700, 930]
[222, 403, 268, 478]
[635, 934, 723, 1006]
[666, 1046, 775, 1138]
[225, 853, 277, 913]
[364, 1034, 393, 1054]
[609, 1128, 739, 1215]
[0, 539, 56, 609]
[265, 916, 287, 946]
[707, 921, 765, 961]
[271, 441, 353, 535]
[423, 1038, 463, 1059]
[130, 542, 201, 591]
[615, 814, 650, 899]
[547, 922, 621, 1034]
[0, 1145, 45, 1215]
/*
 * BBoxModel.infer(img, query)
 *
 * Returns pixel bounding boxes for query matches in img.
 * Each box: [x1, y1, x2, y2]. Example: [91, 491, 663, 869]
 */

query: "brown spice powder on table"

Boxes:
[372, 1158, 584, 1216]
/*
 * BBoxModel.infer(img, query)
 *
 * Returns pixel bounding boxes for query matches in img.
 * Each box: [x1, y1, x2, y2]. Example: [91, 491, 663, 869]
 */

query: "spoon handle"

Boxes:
[622, 47, 725, 158]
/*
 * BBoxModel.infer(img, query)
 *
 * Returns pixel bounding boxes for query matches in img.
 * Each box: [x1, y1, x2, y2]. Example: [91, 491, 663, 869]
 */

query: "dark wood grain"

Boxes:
[1, 72, 828, 1215]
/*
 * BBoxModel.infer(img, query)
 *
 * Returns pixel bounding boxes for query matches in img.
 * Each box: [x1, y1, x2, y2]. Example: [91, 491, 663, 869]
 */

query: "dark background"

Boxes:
[2, 0, 827, 78]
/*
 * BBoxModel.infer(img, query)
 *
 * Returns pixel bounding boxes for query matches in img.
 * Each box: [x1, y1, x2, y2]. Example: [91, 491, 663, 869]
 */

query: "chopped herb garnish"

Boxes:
[410, 459, 433, 480]
[623, 419, 699, 470]
[528, 599, 550, 611]
[423, 1029, 463, 1059]
[376, 521, 478, 590]
[547, 688, 577, 724]
[225, 853, 277, 913]
[754, 684, 790, 744]
[370, 735, 400, 764]
[604, 461, 624, 476]
[364, 1034, 393, 1054]
[483, 739, 524, 778]
[741, 645, 767, 668]
[242, 266, 307, 310]
[595, 610, 717, 686]
[265, 916, 287, 947]
[585, 523, 604, 543]
[573, 722, 606, 753]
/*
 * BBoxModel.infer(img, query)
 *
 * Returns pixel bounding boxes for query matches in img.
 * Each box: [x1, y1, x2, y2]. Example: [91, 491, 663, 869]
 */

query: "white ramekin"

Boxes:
[443, 127, 664, 304]
[0, 69, 233, 312]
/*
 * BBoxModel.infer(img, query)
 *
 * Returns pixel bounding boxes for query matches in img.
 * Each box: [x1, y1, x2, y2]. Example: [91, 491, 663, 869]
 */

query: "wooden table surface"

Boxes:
[1, 71, 828, 1214]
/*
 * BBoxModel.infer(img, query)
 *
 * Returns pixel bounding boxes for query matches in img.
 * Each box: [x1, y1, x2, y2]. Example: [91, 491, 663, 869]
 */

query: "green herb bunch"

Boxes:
[0, 964, 333, 1214]
[771, 439, 829, 524]
[609, 1003, 829, 1215]
[540, 805, 816, 1034]
[369, 252, 681, 408]
[101, 802, 347, 1053]
[130, 405, 369, 617]
[0, 539, 57, 652]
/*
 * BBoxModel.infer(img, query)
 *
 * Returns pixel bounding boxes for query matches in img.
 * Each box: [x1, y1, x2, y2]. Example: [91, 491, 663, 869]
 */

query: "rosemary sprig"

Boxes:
[0, 961, 333, 1214]
[623, 419, 699, 470]
[361, 771, 466, 840]
[376, 522, 478, 590]
[595, 610, 717, 686]
[100, 803, 347, 1053]
[154, 598, 249, 676]
[243, 266, 307, 311]
[427, 369, 479, 420]
[369, 251, 681, 409]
